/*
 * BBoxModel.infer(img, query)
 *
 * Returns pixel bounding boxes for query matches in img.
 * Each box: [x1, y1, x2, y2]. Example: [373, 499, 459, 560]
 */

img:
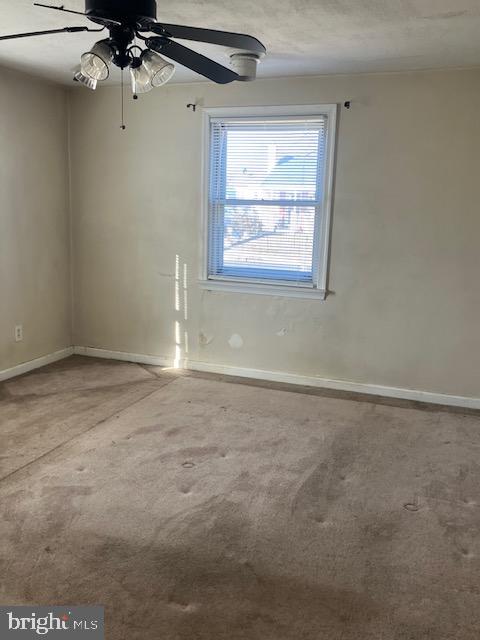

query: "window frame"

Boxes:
[199, 104, 338, 300]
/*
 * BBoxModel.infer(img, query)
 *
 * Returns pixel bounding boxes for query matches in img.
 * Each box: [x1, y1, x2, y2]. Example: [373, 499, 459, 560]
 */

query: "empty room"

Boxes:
[0, 0, 479, 638]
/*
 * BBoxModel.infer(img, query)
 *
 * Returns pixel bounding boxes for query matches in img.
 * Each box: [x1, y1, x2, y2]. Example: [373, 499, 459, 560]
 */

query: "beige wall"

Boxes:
[0, 67, 71, 370]
[70, 69, 480, 398]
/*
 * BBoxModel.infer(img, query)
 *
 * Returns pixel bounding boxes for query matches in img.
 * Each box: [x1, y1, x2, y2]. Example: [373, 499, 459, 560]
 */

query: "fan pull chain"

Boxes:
[120, 68, 126, 130]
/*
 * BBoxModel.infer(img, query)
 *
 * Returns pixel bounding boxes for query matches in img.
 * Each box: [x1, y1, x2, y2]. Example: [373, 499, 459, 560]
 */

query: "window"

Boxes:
[200, 105, 337, 299]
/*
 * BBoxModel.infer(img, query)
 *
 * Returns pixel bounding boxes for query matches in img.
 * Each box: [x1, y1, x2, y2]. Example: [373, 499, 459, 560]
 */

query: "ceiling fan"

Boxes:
[0, 0, 266, 93]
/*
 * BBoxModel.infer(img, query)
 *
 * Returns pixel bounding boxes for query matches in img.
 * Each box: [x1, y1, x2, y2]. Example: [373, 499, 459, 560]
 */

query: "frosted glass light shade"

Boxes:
[142, 50, 175, 87]
[131, 64, 153, 94]
[81, 40, 114, 81]
[74, 70, 97, 90]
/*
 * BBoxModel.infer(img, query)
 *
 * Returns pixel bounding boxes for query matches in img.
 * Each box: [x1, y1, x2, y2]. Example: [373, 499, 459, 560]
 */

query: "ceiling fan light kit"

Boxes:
[0, 0, 266, 97]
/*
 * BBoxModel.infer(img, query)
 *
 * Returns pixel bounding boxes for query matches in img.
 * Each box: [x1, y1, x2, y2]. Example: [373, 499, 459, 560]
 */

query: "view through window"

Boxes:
[204, 108, 336, 295]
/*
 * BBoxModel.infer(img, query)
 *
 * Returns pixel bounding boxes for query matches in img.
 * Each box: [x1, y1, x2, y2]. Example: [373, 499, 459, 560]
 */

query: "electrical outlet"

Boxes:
[15, 325, 23, 343]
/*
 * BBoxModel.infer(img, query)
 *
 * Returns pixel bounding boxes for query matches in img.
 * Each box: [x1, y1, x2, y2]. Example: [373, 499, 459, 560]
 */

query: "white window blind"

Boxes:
[207, 114, 330, 289]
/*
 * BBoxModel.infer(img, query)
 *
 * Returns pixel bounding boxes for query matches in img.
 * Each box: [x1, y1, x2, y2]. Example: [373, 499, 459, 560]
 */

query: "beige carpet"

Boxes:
[1, 356, 480, 639]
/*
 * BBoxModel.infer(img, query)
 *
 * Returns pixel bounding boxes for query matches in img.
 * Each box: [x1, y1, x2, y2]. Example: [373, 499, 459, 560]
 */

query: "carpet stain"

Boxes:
[291, 431, 356, 522]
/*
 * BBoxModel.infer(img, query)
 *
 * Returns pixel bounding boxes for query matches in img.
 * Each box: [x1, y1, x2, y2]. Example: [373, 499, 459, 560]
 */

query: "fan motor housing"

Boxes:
[85, 0, 157, 26]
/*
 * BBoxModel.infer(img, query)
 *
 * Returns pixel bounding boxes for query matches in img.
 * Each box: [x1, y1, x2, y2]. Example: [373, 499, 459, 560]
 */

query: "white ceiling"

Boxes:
[0, 0, 479, 85]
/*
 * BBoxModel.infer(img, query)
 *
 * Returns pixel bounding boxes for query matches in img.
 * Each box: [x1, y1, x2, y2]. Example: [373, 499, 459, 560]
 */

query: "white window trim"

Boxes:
[199, 104, 338, 300]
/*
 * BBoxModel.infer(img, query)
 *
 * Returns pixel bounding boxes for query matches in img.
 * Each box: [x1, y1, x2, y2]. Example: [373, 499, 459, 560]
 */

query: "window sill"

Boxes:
[199, 279, 327, 300]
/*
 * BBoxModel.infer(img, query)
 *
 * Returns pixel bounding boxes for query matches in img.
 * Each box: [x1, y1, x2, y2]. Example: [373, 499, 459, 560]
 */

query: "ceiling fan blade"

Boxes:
[33, 3, 121, 26]
[33, 3, 88, 17]
[0, 26, 92, 42]
[146, 23, 266, 55]
[147, 37, 239, 84]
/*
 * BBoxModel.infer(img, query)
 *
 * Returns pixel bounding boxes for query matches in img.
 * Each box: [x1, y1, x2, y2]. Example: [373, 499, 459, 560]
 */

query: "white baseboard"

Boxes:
[73, 346, 171, 368]
[0, 347, 74, 383]
[3, 345, 476, 411]
[73, 346, 480, 411]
